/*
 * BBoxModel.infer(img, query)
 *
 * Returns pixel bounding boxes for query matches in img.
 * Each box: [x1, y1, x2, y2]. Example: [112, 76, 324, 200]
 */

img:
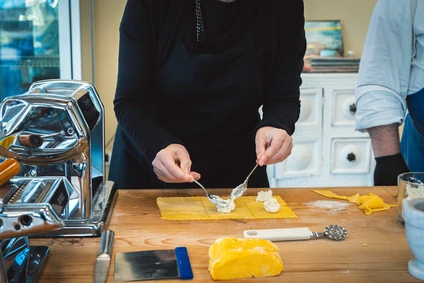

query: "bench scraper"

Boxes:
[114, 247, 193, 282]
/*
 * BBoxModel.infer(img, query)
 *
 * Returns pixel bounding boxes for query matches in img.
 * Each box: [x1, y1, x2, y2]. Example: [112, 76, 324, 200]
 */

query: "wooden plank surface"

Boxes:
[30, 186, 421, 283]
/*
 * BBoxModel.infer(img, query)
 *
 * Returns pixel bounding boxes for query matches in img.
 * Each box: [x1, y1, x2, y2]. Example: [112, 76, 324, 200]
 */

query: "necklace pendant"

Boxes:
[195, 0, 205, 43]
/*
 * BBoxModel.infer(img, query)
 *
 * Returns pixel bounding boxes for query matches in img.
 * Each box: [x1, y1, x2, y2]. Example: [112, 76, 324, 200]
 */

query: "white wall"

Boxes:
[93, 0, 125, 150]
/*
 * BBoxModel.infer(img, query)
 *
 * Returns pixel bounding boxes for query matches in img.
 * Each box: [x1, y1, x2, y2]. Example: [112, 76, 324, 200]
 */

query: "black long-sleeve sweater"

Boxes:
[109, 0, 306, 189]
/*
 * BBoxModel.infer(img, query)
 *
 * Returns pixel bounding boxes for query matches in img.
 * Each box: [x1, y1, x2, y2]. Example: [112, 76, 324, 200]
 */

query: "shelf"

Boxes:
[0, 56, 59, 68]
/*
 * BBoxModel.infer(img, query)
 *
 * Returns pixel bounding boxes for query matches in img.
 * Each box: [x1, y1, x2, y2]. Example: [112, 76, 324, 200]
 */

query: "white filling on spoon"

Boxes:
[215, 186, 241, 214]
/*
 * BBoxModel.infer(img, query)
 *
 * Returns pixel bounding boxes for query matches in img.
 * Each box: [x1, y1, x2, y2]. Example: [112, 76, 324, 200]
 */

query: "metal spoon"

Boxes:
[193, 180, 229, 208]
[230, 164, 259, 200]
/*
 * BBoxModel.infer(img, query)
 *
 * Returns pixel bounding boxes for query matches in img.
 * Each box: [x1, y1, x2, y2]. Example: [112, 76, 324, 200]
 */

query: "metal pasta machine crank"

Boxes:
[0, 79, 117, 239]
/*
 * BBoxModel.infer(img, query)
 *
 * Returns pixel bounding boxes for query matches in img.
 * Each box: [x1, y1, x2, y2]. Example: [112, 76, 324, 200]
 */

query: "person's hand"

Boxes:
[374, 153, 409, 186]
[255, 126, 293, 166]
[152, 144, 200, 183]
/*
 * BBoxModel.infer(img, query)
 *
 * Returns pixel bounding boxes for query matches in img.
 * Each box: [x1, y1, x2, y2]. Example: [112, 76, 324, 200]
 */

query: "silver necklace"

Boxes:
[195, 0, 205, 42]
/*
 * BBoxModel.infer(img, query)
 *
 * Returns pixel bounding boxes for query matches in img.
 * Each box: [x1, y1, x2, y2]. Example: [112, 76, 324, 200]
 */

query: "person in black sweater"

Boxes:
[109, 0, 306, 189]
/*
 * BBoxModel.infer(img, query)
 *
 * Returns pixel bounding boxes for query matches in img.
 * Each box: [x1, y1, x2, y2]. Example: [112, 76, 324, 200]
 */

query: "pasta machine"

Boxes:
[0, 79, 117, 239]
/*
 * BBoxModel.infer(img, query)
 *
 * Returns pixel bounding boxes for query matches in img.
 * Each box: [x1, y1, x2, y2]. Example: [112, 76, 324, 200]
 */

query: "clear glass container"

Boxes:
[397, 172, 424, 224]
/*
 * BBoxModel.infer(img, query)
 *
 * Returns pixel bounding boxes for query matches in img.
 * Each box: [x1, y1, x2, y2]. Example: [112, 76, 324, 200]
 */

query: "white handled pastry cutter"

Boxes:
[244, 225, 348, 241]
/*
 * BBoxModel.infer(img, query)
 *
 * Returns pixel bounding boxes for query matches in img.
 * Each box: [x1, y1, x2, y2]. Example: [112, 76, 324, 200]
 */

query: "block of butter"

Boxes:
[208, 237, 283, 280]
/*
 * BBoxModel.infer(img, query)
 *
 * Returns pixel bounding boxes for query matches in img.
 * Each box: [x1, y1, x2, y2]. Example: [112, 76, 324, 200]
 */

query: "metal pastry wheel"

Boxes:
[322, 224, 348, 241]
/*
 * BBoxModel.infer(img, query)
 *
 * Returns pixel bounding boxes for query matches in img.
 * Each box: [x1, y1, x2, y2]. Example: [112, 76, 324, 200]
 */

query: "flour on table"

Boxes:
[304, 200, 350, 213]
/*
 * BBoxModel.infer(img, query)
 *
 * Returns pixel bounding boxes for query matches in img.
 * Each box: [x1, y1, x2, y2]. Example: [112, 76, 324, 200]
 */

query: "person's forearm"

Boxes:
[367, 123, 401, 158]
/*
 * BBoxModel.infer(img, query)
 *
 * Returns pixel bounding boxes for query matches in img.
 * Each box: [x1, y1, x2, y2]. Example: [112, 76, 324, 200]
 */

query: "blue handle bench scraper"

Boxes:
[114, 246, 193, 282]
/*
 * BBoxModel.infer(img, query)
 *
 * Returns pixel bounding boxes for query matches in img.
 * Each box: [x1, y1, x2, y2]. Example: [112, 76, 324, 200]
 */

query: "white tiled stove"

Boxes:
[267, 73, 374, 188]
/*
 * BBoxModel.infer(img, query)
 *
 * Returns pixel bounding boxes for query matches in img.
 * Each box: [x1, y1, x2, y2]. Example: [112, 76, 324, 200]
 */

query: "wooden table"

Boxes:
[30, 186, 421, 283]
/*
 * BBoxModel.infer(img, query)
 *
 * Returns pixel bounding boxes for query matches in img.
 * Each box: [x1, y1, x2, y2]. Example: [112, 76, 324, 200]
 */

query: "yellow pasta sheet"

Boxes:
[156, 196, 297, 220]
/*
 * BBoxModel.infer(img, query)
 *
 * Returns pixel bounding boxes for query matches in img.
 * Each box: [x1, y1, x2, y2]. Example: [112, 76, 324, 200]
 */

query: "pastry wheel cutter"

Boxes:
[243, 224, 348, 241]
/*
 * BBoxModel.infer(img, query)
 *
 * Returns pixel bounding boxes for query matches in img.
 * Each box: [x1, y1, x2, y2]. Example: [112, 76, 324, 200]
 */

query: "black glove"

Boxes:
[374, 153, 409, 186]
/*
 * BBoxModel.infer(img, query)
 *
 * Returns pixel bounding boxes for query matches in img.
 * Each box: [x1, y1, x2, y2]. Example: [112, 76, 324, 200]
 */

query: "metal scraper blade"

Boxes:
[114, 247, 193, 282]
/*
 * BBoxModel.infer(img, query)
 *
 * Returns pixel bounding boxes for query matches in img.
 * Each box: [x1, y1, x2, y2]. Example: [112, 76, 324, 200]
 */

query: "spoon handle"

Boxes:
[246, 164, 259, 181]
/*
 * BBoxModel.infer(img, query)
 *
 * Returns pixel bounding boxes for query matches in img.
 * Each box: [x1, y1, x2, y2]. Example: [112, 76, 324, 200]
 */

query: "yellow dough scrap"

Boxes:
[208, 237, 283, 280]
[354, 193, 391, 215]
[311, 190, 349, 200]
[346, 193, 360, 204]
[312, 190, 395, 215]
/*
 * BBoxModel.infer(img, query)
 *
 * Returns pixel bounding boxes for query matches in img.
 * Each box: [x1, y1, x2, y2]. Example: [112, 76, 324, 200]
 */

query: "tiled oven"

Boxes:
[267, 73, 374, 188]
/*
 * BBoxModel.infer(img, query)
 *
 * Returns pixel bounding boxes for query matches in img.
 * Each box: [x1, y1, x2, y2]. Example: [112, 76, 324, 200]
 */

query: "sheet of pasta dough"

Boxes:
[156, 196, 297, 220]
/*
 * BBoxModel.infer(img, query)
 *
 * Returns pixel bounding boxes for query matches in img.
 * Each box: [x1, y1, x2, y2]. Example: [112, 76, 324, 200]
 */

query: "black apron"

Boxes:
[401, 88, 424, 172]
[110, 7, 269, 189]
